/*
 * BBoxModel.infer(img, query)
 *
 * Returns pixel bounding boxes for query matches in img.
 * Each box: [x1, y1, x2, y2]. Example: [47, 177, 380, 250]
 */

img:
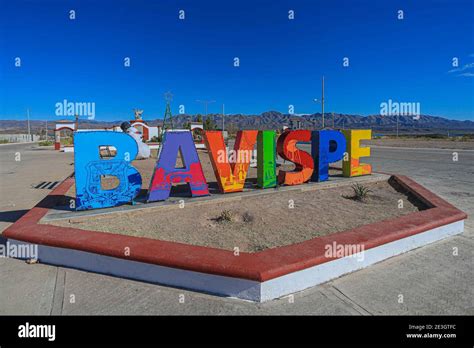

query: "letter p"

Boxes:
[311, 130, 347, 182]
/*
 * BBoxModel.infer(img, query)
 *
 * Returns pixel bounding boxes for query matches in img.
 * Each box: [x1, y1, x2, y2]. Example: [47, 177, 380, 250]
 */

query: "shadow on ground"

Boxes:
[0, 209, 29, 223]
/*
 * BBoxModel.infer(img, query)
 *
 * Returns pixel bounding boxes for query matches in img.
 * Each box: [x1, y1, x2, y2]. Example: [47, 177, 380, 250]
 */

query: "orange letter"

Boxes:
[204, 130, 258, 193]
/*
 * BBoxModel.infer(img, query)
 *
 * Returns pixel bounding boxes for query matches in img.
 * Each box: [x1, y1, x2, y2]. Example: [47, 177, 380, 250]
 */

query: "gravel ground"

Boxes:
[50, 179, 425, 252]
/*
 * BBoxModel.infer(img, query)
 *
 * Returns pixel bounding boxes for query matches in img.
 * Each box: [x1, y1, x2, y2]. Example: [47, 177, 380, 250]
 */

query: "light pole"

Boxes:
[313, 98, 324, 129]
[313, 76, 325, 129]
[26, 108, 31, 141]
[396, 114, 399, 138]
[322, 76, 325, 126]
[222, 104, 225, 131]
[196, 99, 215, 117]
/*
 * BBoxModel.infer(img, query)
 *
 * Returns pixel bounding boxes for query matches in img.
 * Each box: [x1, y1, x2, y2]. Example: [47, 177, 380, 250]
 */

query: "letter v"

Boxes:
[204, 130, 258, 193]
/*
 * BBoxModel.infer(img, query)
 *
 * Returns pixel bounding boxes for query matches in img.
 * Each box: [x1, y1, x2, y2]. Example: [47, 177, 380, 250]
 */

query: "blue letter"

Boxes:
[148, 131, 209, 202]
[311, 130, 347, 182]
[74, 131, 142, 210]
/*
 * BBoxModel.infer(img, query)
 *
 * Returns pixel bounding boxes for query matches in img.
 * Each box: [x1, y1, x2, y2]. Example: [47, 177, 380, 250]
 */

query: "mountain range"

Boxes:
[1, 111, 473, 134]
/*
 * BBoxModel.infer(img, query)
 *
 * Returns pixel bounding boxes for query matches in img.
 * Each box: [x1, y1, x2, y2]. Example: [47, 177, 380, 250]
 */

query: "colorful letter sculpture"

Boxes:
[277, 130, 314, 185]
[204, 130, 258, 193]
[342, 129, 372, 177]
[257, 130, 277, 188]
[72, 128, 372, 210]
[148, 131, 209, 201]
[74, 131, 142, 210]
[311, 130, 347, 182]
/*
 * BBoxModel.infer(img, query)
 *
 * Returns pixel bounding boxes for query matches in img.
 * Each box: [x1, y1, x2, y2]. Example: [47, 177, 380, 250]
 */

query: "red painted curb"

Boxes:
[3, 173, 467, 282]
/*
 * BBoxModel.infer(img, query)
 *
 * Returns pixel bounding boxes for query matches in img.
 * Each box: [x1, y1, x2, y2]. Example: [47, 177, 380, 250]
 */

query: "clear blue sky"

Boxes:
[1, 0, 473, 121]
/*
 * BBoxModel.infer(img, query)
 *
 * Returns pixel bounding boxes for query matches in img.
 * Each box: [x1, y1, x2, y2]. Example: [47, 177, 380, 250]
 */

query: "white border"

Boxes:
[7, 220, 463, 302]
[260, 220, 464, 301]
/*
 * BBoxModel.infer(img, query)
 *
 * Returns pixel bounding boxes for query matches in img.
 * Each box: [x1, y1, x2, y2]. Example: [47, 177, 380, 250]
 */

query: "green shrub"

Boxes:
[60, 137, 73, 145]
[350, 183, 372, 201]
[216, 210, 234, 223]
[149, 135, 162, 143]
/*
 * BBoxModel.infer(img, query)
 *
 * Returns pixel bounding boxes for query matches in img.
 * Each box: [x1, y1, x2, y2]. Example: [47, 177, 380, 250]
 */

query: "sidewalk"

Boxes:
[0, 144, 472, 315]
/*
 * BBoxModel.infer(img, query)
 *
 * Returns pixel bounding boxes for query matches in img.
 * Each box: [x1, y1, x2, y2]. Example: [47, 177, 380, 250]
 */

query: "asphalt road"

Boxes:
[0, 143, 472, 315]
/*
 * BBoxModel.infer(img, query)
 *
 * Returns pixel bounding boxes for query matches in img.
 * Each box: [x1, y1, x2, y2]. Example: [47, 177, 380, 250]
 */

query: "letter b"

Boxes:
[74, 131, 142, 210]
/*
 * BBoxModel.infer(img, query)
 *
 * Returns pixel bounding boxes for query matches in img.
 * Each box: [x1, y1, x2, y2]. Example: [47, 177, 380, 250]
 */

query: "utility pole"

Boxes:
[196, 99, 215, 117]
[26, 108, 31, 141]
[75, 113, 79, 132]
[313, 76, 325, 129]
[322, 76, 325, 129]
[396, 114, 399, 138]
[74, 113, 79, 143]
[222, 104, 225, 131]
[162, 91, 174, 134]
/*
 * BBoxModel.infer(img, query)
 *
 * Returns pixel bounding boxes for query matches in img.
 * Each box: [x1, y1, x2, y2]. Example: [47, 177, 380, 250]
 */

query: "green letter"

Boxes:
[257, 130, 277, 188]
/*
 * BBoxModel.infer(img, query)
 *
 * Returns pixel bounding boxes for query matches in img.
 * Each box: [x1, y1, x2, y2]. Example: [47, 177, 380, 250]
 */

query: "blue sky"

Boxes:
[1, 0, 473, 121]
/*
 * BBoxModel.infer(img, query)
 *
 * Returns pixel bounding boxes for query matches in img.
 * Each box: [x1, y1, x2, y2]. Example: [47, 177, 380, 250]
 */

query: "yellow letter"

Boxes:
[342, 130, 372, 177]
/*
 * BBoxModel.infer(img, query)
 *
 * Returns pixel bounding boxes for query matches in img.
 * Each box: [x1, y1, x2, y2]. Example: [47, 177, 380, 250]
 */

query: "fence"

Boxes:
[0, 134, 40, 143]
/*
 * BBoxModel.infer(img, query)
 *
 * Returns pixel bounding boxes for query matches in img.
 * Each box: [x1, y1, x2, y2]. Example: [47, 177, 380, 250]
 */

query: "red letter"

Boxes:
[277, 130, 314, 185]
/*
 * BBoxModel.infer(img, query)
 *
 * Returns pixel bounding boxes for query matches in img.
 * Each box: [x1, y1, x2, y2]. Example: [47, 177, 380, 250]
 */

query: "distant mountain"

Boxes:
[170, 112, 474, 133]
[1, 112, 473, 134]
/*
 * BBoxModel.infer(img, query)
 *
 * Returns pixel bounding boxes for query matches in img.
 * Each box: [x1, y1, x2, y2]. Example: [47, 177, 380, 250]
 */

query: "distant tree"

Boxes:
[150, 135, 162, 143]
[183, 121, 191, 130]
[196, 114, 203, 123]
[204, 115, 217, 130]
[226, 122, 238, 136]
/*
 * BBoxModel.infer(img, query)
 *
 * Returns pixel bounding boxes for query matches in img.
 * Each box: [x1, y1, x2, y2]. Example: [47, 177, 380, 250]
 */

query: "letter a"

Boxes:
[148, 131, 209, 201]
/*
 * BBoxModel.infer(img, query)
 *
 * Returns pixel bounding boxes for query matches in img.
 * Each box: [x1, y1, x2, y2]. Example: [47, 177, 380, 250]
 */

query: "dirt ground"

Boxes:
[51, 178, 426, 253]
[364, 138, 474, 149]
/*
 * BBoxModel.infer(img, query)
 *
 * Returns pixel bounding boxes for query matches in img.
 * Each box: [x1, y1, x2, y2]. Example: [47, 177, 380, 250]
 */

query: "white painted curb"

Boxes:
[7, 220, 463, 302]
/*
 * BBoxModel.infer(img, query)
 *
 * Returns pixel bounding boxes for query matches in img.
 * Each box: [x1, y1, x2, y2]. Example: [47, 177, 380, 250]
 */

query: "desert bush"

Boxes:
[216, 210, 234, 223]
[350, 183, 372, 201]
[242, 212, 254, 223]
[60, 137, 73, 145]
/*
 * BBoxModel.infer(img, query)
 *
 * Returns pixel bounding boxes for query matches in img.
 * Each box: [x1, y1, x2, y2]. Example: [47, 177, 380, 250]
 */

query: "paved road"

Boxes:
[0, 143, 472, 315]
[0, 143, 74, 232]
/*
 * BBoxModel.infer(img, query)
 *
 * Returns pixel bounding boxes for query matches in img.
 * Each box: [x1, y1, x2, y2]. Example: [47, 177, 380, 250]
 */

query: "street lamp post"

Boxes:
[222, 104, 225, 131]
[26, 108, 31, 141]
[396, 114, 399, 138]
[313, 76, 325, 129]
[322, 76, 325, 127]
[196, 99, 215, 117]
